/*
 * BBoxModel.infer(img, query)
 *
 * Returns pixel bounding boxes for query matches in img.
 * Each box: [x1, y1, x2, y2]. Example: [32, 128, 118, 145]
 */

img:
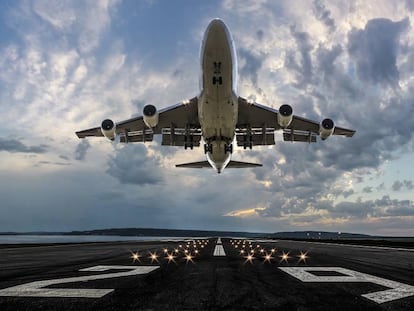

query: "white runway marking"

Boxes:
[279, 267, 414, 304]
[0, 265, 159, 298]
[213, 238, 226, 256]
[213, 244, 226, 256]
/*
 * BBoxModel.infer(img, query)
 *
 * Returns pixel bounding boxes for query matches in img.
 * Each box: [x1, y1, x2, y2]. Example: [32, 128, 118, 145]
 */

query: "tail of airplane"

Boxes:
[176, 160, 262, 168]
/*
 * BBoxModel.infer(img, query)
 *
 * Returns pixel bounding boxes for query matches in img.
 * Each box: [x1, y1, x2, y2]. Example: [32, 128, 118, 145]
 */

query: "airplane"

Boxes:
[76, 19, 355, 174]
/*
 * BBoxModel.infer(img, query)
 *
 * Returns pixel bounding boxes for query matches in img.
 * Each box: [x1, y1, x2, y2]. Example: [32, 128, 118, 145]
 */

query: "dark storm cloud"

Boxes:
[74, 140, 90, 161]
[348, 17, 409, 86]
[106, 144, 163, 185]
[253, 16, 414, 221]
[0, 138, 48, 153]
[256, 29, 264, 41]
[238, 48, 263, 89]
[312, 0, 335, 32]
[392, 179, 414, 191]
[406, 0, 414, 11]
[317, 195, 414, 218]
[362, 186, 373, 193]
[285, 25, 313, 87]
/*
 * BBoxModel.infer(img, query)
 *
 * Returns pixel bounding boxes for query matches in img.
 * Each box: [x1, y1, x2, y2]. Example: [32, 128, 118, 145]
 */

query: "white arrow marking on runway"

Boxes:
[279, 267, 414, 304]
[0, 265, 159, 298]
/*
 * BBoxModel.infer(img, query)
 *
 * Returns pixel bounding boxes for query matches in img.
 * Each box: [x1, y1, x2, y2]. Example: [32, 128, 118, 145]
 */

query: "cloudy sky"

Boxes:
[1, 0, 414, 236]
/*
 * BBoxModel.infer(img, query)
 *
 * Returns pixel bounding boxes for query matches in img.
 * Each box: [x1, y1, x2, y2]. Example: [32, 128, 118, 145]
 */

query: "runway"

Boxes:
[0, 238, 413, 310]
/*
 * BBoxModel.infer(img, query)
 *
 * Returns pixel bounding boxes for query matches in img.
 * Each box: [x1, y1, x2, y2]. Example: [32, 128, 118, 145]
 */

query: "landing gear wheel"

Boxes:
[224, 144, 233, 154]
[204, 143, 213, 154]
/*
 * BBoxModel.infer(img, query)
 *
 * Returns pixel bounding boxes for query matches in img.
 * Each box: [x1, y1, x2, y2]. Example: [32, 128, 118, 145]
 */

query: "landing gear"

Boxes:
[224, 143, 233, 154]
[204, 143, 213, 154]
[184, 143, 193, 150]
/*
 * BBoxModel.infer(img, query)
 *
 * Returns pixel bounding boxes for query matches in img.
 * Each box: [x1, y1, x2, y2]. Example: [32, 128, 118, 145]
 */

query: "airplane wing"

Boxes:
[76, 97, 200, 145]
[236, 97, 355, 145]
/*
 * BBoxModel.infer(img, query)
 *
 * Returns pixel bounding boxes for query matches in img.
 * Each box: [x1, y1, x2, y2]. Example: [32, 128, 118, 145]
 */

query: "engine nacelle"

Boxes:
[101, 119, 116, 140]
[277, 104, 293, 128]
[320, 118, 334, 140]
[143, 104, 159, 128]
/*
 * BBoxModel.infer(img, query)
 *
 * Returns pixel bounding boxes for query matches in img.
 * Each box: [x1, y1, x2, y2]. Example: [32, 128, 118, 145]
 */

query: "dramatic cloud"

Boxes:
[312, 0, 336, 32]
[106, 144, 163, 186]
[391, 179, 414, 191]
[348, 17, 409, 86]
[285, 25, 313, 87]
[74, 140, 90, 161]
[0, 138, 48, 154]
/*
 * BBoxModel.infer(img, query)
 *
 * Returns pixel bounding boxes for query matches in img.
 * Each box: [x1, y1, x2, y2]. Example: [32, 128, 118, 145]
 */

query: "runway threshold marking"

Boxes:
[213, 237, 226, 256]
[279, 267, 414, 304]
[0, 265, 159, 298]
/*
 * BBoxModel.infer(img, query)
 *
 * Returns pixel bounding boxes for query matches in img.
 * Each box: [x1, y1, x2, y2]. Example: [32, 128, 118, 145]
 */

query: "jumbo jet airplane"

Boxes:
[76, 19, 355, 173]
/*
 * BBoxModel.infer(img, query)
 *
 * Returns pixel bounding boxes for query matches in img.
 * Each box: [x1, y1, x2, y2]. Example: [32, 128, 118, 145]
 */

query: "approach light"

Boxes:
[245, 254, 254, 264]
[298, 251, 308, 263]
[149, 252, 159, 263]
[263, 254, 273, 263]
[185, 254, 194, 263]
[280, 251, 290, 263]
[166, 253, 176, 264]
[131, 252, 141, 263]
[271, 248, 276, 253]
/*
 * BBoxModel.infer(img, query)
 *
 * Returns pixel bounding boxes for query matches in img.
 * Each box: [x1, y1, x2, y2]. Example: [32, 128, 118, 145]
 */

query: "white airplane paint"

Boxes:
[76, 19, 355, 173]
[197, 19, 238, 172]
[279, 267, 414, 304]
[0, 265, 159, 298]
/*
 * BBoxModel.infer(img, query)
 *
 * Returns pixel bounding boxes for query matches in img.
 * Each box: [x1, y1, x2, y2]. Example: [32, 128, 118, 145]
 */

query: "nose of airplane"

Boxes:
[207, 18, 227, 32]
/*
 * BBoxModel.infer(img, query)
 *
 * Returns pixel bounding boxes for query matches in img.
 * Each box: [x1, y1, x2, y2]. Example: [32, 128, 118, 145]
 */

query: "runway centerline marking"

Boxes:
[279, 267, 414, 304]
[0, 265, 159, 298]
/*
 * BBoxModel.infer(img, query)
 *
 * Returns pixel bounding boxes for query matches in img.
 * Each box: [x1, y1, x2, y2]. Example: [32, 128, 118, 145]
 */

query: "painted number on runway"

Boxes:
[279, 267, 414, 304]
[0, 265, 159, 298]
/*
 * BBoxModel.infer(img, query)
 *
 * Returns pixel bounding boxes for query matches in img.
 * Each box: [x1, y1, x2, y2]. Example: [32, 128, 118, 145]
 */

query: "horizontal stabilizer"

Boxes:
[176, 161, 211, 168]
[227, 161, 262, 168]
[175, 160, 262, 169]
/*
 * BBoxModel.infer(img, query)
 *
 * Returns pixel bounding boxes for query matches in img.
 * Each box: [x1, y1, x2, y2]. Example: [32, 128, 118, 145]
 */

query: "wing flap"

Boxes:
[283, 130, 317, 143]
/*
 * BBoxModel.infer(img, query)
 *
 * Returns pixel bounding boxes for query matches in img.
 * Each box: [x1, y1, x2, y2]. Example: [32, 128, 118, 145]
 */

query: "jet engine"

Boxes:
[101, 119, 116, 140]
[320, 118, 334, 140]
[277, 104, 293, 128]
[143, 104, 159, 128]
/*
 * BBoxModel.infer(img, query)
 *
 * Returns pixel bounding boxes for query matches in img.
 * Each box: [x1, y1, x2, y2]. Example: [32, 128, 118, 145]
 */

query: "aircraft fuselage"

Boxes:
[198, 19, 238, 173]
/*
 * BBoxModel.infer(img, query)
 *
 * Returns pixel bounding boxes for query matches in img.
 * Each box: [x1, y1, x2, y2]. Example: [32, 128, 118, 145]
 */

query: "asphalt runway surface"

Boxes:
[0, 238, 413, 310]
